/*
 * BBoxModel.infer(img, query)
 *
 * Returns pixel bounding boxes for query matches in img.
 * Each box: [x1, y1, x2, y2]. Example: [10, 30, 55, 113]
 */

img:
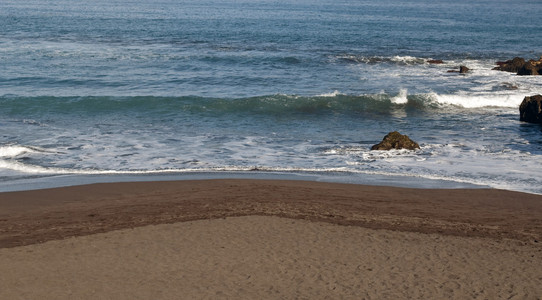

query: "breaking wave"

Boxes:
[333, 54, 430, 65]
[0, 91, 524, 119]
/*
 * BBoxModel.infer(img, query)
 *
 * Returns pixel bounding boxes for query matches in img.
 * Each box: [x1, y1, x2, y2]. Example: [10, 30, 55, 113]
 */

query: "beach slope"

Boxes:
[0, 179, 541, 298]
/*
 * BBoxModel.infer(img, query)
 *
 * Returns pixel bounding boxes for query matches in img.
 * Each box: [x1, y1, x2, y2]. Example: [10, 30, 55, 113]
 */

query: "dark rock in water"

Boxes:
[517, 59, 541, 76]
[493, 57, 542, 75]
[520, 95, 542, 123]
[448, 66, 470, 74]
[427, 59, 444, 64]
[371, 131, 420, 151]
[493, 57, 526, 72]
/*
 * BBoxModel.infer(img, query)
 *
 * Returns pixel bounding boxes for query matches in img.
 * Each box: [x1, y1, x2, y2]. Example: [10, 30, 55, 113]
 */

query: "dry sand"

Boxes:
[0, 179, 541, 299]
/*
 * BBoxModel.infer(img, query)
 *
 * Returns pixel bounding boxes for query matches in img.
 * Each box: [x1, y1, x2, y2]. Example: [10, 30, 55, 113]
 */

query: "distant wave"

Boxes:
[333, 54, 430, 65]
[0, 92, 525, 120]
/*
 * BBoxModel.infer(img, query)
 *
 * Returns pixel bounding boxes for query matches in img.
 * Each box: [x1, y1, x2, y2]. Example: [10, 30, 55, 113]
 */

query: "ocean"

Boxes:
[1, 0, 542, 194]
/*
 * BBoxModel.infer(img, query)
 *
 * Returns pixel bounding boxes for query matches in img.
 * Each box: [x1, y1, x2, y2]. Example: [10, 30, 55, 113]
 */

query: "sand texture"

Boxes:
[1, 216, 541, 299]
[1, 179, 541, 299]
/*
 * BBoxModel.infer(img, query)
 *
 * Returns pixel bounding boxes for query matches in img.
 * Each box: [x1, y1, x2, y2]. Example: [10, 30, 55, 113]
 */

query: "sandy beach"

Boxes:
[1, 179, 541, 299]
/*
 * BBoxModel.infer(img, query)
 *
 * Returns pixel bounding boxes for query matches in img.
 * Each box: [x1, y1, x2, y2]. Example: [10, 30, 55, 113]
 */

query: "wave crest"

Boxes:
[0, 145, 42, 158]
[334, 54, 429, 65]
[0, 91, 523, 120]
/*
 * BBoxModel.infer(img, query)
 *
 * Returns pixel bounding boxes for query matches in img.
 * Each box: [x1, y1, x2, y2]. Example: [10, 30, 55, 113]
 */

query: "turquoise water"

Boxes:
[1, 0, 542, 193]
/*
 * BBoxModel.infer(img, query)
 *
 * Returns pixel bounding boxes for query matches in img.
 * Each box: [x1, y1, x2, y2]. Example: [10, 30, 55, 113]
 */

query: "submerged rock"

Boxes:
[447, 65, 470, 74]
[371, 131, 420, 151]
[520, 95, 542, 123]
[427, 59, 444, 64]
[501, 82, 518, 90]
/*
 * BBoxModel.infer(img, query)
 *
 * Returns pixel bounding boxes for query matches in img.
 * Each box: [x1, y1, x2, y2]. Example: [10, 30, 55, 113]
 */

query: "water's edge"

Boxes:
[0, 171, 488, 193]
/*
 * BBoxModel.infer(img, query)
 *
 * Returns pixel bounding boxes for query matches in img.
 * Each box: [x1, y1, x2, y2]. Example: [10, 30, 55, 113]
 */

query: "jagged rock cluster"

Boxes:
[493, 57, 542, 75]
[428, 56, 542, 75]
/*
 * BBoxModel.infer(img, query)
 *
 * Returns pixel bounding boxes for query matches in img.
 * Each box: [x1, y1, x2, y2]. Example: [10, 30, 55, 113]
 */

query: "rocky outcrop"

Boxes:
[517, 59, 542, 75]
[427, 59, 444, 64]
[493, 57, 526, 73]
[520, 95, 542, 123]
[371, 131, 420, 151]
[493, 57, 542, 75]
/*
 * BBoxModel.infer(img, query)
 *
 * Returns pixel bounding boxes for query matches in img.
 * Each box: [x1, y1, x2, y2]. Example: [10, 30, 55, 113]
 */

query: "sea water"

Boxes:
[1, 0, 542, 193]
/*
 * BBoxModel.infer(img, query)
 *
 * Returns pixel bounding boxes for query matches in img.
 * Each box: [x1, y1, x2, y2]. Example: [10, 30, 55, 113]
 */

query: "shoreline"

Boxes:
[0, 170, 490, 193]
[1, 178, 541, 248]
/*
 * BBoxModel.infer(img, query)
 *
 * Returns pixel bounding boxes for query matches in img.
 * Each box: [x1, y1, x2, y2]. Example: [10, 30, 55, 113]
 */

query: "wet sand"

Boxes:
[1, 179, 541, 298]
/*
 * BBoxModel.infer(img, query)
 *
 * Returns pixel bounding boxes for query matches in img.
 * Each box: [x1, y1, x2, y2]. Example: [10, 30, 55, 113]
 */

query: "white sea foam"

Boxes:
[0, 145, 39, 158]
[390, 55, 426, 64]
[319, 140, 542, 195]
[1, 153, 540, 194]
[0, 159, 351, 176]
[391, 89, 408, 104]
[318, 90, 342, 97]
[0, 160, 68, 174]
[334, 54, 428, 65]
[431, 92, 524, 108]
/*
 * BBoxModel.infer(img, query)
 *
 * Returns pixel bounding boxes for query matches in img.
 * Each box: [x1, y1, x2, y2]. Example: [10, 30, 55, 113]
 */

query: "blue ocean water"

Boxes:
[1, 0, 542, 193]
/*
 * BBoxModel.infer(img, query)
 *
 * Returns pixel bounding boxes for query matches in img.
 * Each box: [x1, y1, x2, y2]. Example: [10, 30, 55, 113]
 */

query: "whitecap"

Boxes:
[391, 89, 408, 104]
[429, 92, 524, 108]
[317, 90, 342, 97]
[0, 145, 40, 158]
